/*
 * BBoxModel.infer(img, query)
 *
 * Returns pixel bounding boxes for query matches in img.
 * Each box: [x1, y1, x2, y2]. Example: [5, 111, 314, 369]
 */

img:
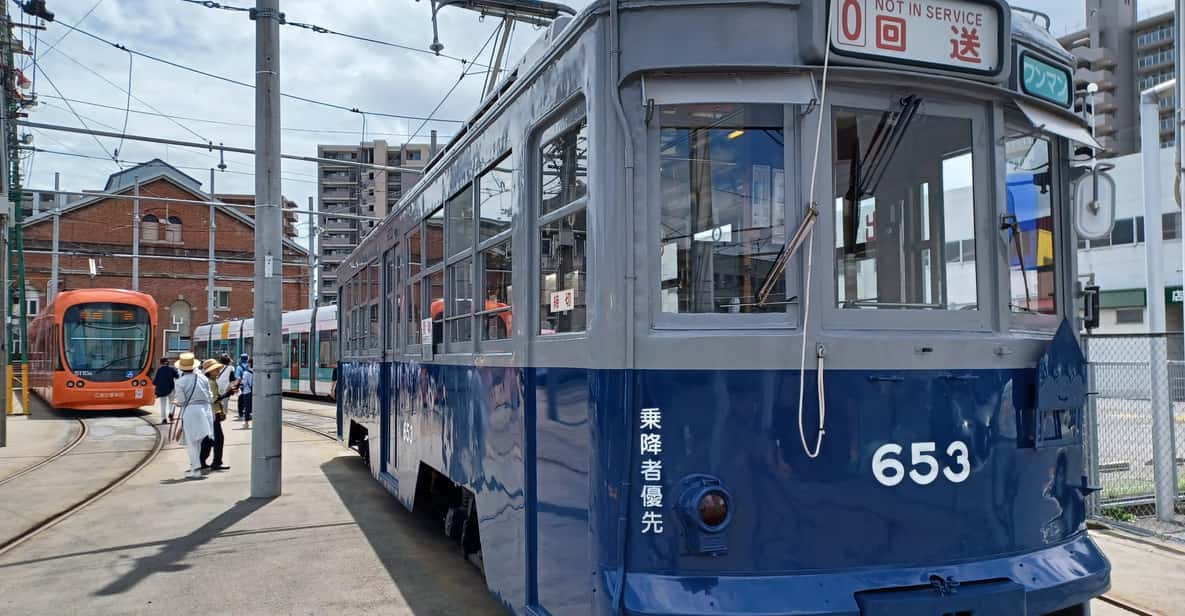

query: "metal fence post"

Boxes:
[1150, 335, 1178, 522]
[1084, 336, 1102, 518]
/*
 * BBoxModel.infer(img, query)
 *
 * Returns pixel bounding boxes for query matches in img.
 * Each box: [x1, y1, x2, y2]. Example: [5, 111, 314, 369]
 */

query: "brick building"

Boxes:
[17, 160, 310, 356]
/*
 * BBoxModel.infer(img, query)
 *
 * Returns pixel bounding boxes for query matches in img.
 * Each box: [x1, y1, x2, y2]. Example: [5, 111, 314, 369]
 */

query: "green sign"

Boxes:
[1169, 286, 1184, 305]
[1020, 53, 1072, 108]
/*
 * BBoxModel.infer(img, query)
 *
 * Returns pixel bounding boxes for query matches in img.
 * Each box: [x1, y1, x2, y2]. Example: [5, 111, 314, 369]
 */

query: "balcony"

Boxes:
[1074, 67, 1114, 90]
[1070, 46, 1106, 65]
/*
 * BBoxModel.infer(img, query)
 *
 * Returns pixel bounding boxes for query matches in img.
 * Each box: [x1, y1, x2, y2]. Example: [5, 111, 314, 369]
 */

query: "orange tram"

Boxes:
[28, 289, 158, 411]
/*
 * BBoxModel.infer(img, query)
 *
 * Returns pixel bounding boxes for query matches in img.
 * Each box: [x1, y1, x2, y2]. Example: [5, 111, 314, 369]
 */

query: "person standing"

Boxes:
[217, 353, 237, 395]
[235, 353, 249, 419]
[239, 357, 254, 428]
[170, 353, 213, 479]
[200, 358, 237, 472]
[152, 357, 179, 425]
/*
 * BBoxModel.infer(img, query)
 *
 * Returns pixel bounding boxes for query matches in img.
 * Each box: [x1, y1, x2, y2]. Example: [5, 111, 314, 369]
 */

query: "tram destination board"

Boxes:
[828, 0, 1007, 77]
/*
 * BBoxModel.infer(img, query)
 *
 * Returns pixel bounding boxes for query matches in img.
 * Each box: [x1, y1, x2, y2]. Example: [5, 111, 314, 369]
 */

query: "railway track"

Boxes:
[0, 413, 164, 557]
[1099, 594, 1165, 615]
[0, 418, 87, 487]
[281, 407, 338, 441]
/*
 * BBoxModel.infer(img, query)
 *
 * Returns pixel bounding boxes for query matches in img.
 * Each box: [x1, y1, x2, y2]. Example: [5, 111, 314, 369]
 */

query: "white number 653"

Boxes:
[872, 441, 970, 487]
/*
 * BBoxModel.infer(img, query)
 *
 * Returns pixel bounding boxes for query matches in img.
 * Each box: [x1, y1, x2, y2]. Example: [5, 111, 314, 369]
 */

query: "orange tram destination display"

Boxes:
[28, 289, 159, 411]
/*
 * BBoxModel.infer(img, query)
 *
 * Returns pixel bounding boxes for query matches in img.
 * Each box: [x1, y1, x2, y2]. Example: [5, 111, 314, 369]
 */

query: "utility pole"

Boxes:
[251, 0, 283, 499]
[307, 195, 315, 309]
[208, 169, 216, 323]
[132, 178, 140, 290]
[49, 172, 59, 299]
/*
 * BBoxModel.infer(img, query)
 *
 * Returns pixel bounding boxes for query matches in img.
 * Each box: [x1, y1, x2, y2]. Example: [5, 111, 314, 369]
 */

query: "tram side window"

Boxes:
[446, 184, 476, 344]
[299, 332, 311, 368]
[833, 105, 979, 310]
[1005, 133, 1059, 322]
[658, 103, 788, 314]
[369, 261, 381, 351]
[478, 152, 515, 341]
[481, 239, 513, 340]
[538, 116, 589, 335]
[318, 331, 337, 368]
[407, 229, 422, 346]
[429, 270, 445, 350]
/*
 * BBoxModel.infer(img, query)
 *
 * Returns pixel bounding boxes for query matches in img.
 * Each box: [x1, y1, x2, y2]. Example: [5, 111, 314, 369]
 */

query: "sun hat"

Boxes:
[176, 353, 198, 372]
[201, 358, 224, 375]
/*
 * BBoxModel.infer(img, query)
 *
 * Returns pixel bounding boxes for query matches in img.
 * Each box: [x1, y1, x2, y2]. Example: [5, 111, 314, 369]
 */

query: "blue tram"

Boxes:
[335, 1, 1110, 614]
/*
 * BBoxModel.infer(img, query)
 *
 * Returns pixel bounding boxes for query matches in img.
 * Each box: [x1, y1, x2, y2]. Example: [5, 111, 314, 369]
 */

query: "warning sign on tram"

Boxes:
[829, 0, 1005, 76]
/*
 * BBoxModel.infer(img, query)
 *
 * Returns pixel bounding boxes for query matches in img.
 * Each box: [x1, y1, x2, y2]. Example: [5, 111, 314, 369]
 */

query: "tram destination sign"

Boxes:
[829, 0, 1005, 76]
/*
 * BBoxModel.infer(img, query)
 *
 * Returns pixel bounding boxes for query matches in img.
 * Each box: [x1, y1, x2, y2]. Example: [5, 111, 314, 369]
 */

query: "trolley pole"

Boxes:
[49, 172, 60, 299]
[251, 0, 284, 498]
[307, 196, 315, 309]
[132, 178, 140, 290]
[208, 169, 216, 323]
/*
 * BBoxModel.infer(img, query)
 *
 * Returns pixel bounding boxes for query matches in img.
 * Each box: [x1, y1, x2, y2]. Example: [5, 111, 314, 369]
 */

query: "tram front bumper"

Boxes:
[621, 533, 1109, 615]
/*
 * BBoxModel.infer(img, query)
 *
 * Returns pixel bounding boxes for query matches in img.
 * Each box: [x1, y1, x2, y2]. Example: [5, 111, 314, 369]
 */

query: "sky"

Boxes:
[11, 0, 1177, 244]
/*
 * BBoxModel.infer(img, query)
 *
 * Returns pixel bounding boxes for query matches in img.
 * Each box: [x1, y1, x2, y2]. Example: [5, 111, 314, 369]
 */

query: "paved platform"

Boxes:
[0, 409, 505, 615]
[0, 411, 80, 481]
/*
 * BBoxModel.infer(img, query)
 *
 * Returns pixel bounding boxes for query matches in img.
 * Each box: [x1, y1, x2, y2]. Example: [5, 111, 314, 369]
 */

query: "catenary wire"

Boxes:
[35, 66, 121, 169]
[25, 146, 320, 185]
[36, 95, 456, 139]
[407, 22, 504, 146]
[175, 0, 493, 70]
[51, 19, 467, 124]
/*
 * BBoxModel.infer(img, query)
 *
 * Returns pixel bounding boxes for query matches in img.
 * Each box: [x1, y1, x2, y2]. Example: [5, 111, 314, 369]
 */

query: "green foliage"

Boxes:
[1101, 506, 1137, 523]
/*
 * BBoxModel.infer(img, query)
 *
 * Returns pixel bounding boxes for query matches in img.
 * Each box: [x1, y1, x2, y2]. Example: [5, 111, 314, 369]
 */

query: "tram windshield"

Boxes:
[1004, 132, 1060, 322]
[658, 103, 787, 314]
[62, 303, 151, 381]
[833, 99, 979, 310]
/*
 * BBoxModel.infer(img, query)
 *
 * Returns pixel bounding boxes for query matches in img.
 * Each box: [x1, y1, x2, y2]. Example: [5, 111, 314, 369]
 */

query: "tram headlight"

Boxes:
[697, 490, 729, 529]
[76, 380, 85, 388]
[675, 474, 733, 555]
[66, 380, 74, 388]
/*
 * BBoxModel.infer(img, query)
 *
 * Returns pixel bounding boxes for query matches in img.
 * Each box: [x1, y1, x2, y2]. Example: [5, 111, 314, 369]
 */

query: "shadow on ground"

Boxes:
[319, 456, 509, 615]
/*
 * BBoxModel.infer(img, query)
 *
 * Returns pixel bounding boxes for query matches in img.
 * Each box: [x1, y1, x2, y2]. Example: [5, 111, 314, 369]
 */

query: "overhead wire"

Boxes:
[26, 146, 319, 185]
[175, 0, 493, 70]
[50, 20, 467, 123]
[34, 66, 121, 170]
[407, 22, 505, 146]
[35, 95, 456, 139]
[115, 53, 132, 159]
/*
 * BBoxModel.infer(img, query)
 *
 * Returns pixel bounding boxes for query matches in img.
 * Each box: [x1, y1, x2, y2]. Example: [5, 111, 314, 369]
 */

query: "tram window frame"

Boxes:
[444, 182, 477, 353]
[1003, 112, 1070, 333]
[383, 245, 401, 355]
[821, 89, 994, 333]
[536, 106, 590, 337]
[368, 260, 381, 353]
[476, 152, 517, 348]
[649, 101, 801, 330]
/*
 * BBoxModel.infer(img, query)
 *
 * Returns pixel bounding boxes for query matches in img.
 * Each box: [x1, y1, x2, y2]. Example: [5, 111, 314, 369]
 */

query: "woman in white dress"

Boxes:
[170, 353, 214, 479]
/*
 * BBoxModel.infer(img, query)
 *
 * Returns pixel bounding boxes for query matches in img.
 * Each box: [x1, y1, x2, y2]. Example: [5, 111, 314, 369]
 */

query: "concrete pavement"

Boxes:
[0, 412, 506, 615]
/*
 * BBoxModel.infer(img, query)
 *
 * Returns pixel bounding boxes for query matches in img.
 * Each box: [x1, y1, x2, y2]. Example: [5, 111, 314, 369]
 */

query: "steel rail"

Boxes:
[0, 414, 165, 557]
[0, 418, 87, 487]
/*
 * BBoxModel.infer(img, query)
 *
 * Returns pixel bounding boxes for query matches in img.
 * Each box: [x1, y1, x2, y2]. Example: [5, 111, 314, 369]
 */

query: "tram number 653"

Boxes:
[872, 441, 970, 487]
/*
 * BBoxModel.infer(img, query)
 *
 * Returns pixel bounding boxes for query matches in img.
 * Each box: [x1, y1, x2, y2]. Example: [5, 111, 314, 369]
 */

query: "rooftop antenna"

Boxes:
[424, 0, 577, 96]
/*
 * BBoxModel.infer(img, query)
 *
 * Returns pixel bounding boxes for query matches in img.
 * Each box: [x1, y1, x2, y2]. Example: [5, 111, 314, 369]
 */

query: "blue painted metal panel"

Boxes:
[345, 360, 1105, 616]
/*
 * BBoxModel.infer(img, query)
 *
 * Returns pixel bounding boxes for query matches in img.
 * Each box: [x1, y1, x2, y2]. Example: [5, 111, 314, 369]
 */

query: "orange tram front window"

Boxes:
[62, 302, 152, 382]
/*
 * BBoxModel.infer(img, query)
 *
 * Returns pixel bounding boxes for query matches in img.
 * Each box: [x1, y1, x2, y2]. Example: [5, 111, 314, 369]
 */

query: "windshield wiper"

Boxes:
[858, 95, 922, 198]
[756, 204, 818, 306]
[95, 355, 145, 372]
[1001, 214, 1034, 312]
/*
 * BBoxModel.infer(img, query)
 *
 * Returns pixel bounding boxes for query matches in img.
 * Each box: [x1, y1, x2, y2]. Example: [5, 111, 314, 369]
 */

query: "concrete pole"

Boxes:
[49, 172, 60, 299]
[208, 169, 216, 323]
[132, 178, 140, 290]
[1140, 89, 1177, 522]
[1, 208, 7, 446]
[251, 0, 283, 499]
[307, 196, 316, 309]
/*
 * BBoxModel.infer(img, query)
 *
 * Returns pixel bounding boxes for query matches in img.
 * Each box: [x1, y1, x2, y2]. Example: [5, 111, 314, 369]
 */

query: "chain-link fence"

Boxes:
[1084, 333, 1185, 537]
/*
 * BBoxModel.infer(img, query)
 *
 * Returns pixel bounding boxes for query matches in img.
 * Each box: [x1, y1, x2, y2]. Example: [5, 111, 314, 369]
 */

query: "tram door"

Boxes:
[527, 112, 592, 616]
[287, 335, 302, 392]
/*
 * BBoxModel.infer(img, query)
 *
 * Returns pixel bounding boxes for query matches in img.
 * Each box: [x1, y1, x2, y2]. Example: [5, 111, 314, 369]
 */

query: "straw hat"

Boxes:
[176, 353, 198, 372]
[201, 358, 224, 375]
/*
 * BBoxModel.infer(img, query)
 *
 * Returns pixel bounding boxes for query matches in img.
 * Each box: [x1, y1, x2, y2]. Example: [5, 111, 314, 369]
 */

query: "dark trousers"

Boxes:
[200, 419, 225, 467]
[240, 393, 253, 421]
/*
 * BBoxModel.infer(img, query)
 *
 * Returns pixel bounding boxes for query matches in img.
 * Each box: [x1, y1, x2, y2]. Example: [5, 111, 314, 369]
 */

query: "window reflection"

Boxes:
[833, 104, 978, 310]
[658, 103, 787, 314]
[1005, 134, 1059, 319]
